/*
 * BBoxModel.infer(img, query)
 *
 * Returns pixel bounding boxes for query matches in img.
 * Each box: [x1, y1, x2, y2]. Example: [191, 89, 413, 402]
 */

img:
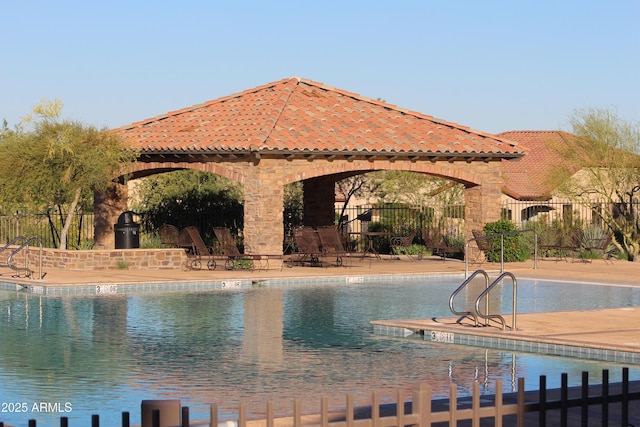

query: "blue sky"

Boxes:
[2, 1, 638, 134]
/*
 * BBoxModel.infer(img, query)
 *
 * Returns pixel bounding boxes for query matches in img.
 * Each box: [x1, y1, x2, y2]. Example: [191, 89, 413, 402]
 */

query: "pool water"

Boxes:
[0, 277, 638, 427]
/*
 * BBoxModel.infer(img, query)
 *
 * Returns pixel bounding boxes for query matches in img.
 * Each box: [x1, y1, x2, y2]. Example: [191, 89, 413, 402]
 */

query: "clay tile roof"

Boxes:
[498, 130, 583, 201]
[115, 77, 526, 160]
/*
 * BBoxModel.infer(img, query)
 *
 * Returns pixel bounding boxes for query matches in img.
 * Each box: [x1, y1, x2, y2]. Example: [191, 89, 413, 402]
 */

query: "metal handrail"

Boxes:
[449, 269, 489, 327]
[465, 228, 538, 277]
[0, 236, 30, 267]
[475, 271, 518, 331]
[7, 237, 44, 280]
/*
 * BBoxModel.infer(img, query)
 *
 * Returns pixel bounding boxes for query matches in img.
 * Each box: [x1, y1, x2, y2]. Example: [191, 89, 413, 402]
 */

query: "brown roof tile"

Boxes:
[499, 130, 583, 201]
[115, 77, 526, 160]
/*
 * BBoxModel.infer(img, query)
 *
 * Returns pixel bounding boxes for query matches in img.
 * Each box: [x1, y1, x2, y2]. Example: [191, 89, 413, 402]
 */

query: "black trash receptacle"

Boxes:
[114, 211, 140, 249]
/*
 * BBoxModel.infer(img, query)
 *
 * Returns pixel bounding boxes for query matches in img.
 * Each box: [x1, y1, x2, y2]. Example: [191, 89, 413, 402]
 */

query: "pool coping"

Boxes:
[0, 272, 464, 296]
[371, 307, 640, 365]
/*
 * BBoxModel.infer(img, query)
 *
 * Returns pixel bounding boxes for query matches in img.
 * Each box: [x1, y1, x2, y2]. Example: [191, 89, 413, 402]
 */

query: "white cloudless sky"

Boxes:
[1, 0, 638, 134]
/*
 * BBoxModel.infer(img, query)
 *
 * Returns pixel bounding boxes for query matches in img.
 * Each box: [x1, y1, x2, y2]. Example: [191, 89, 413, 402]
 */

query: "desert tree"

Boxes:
[552, 107, 640, 259]
[0, 100, 137, 249]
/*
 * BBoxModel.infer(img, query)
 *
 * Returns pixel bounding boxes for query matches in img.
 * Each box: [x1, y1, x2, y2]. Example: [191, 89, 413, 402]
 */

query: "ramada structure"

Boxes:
[95, 77, 527, 255]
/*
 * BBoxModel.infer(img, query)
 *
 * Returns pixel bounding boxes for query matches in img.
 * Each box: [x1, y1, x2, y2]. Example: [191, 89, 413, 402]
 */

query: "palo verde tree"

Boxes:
[0, 100, 137, 249]
[552, 107, 640, 259]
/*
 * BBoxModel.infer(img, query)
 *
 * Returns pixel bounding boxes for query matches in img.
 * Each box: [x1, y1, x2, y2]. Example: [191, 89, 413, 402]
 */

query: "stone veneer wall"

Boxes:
[19, 248, 188, 271]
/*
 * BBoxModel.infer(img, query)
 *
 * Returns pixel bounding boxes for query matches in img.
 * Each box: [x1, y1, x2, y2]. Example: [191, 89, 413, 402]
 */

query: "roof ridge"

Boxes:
[296, 77, 521, 148]
[251, 78, 300, 146]
[498, 130, 566, 135]
[112, 77, 301, 132]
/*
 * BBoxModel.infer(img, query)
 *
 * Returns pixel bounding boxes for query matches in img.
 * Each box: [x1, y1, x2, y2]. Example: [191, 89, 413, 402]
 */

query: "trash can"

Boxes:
[114, 211, 140, 249]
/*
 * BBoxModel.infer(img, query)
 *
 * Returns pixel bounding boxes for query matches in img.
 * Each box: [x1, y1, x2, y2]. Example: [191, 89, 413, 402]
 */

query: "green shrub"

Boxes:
[140, 232, 164, 249]
[392, 243, 426, 256]
[483, 219, 531, 262]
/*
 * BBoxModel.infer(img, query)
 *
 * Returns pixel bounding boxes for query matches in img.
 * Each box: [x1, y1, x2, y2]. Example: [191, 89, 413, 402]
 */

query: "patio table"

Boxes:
[349, 231, 391, 260]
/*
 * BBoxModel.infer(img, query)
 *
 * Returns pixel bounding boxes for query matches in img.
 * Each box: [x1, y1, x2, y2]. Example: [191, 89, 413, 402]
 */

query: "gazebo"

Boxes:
[95, 77, 526, 256]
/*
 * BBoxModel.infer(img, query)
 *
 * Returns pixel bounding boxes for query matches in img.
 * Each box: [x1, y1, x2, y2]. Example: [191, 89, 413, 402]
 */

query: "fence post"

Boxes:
[412, 383, 432, 427]
[141, 400, 181, 427]
[448, 382, 457, 425]
[181, 407, 189, 427]
[539, 375, 546, 427]
[581, 372, 589, 427]
[560, 373, 568, 427]
[209, 404, 218, 427]
[601, 369, 609, 427]
[622, 367, 629, 427]
[517, 377, 525, 427]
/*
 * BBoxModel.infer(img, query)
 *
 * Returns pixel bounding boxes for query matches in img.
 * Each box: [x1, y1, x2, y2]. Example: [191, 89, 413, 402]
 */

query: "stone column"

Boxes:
[93, 182, 129, 249]
[243, 159, 284, 258]
[303, 177, 336, 226]
[464, 162, 503, 256]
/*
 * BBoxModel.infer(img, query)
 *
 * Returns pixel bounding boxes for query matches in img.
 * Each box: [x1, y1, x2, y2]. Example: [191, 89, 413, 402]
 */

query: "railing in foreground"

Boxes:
[465, 229, 538, 277]
[3, 368, 638, 427]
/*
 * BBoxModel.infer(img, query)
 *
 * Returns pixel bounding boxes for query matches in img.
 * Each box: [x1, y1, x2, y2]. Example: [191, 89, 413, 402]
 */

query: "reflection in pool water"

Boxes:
[0, 277, 638, 426]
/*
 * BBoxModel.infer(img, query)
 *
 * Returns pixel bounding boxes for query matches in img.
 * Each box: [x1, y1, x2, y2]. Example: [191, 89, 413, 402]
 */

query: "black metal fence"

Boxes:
[0, 212, 95, 249]
[336, 204, 465, 238]
[503, 199, 640, 229]
[2, 200, 637, 250]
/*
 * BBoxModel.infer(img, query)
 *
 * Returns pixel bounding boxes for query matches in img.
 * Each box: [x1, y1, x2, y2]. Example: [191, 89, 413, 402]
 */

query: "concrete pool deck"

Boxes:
[2, 254, 640, 362]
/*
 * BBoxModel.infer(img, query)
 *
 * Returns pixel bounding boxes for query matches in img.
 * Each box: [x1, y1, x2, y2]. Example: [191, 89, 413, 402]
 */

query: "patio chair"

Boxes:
[212, 227, 249, 269]
[212, 227, 282, 270]
[390, 229, 417, 261]
[180, 226, 218, 270]
[538, 228, 562, 258]
[158, 224, 180, 247]
[582, 231, 614, 264]
[559, 228, 584, 262]
[316, 225, 349, 266]
[178, 226, 216, 270]
[423, 228, 464, 262]
[470, 229, 494, 264]
[540, 228, 582, 262]
[290, 226, 323, 267]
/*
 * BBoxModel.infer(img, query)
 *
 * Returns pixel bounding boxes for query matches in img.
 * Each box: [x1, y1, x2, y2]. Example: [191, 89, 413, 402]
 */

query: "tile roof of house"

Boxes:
[499, 130, 583, 201]
[115, 77, 526, 161]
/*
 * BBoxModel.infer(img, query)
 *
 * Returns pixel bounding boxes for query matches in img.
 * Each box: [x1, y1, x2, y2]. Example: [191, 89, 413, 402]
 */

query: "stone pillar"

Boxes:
[243, 159, 284, 257]
[464, 162, 503, 256]
[303, 177, 336, 226]
[94, 182, 129, 249]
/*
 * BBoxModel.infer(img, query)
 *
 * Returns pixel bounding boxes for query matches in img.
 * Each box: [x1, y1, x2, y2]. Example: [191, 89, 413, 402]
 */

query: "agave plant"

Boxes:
[581, 226, 617, 260]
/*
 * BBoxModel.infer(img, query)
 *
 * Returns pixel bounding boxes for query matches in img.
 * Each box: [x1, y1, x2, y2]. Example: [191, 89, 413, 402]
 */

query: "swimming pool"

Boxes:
[0, 277, 638, 427]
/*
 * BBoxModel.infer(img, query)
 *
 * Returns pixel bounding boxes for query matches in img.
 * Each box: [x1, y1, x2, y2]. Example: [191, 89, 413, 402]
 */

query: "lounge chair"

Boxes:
[212, 227, 250, 269]
[213, 227, 282, 270]
[158, 224, 180, 247]
[180, 226, 218, 270]
[424, 228, 464, 262]
[316, 225, 349, 266]
[390, 229, 417, 261]
[213, 227, 235, 253]
[290, 226, 323, 267]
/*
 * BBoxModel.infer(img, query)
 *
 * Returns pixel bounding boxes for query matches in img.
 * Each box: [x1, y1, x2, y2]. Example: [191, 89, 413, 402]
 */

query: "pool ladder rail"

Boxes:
[0, 235, 44, 280]
[449, 270, 518, 331]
